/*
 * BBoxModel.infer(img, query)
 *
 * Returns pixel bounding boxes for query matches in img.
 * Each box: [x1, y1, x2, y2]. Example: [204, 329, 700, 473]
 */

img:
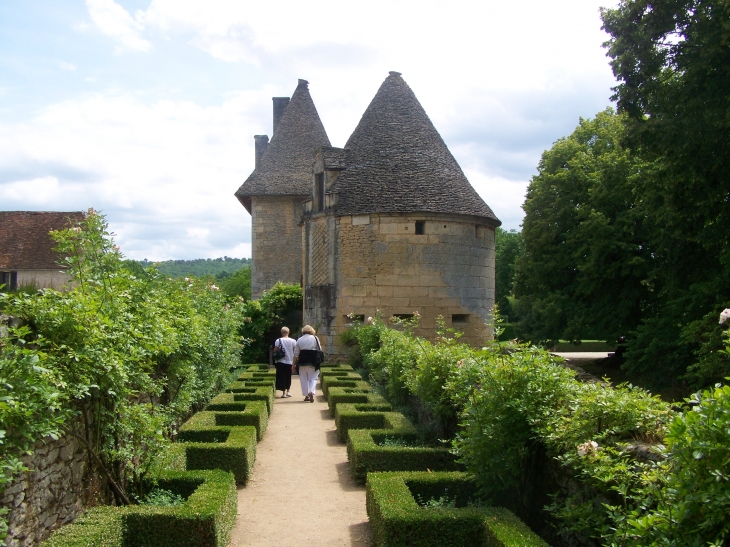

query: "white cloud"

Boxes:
[0, 90, 269, 259]
[58, 61, 77, 71]
[85, 0, 151, 53]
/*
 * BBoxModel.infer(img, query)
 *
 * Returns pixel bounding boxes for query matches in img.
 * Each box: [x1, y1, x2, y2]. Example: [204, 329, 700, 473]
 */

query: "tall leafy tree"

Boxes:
[514, 109, 655, 346]
[601, 0, 730, 385]
[494, 227, 523, 321]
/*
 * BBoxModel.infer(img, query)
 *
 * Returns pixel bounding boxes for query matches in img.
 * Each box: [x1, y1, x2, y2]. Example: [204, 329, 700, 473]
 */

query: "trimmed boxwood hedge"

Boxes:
[207, 389, 274, 415]
[176, 422, 257, 483]
[181, 404, 267, 440]
[334, 404, 416, 442]
[321, 373, 365, 398]
[347, 430, 462, 484]
[40, 470, 237, 547]
[327, 388, 390, 417]
[366, 471, 549, 547]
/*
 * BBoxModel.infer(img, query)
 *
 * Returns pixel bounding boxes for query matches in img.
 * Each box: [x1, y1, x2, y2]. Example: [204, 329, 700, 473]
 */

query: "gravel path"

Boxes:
[228, 375, 373, 547]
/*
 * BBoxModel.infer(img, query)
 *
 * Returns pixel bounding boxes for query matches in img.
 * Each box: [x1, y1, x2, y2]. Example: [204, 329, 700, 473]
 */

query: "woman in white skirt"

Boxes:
[292, 325, 322, 402]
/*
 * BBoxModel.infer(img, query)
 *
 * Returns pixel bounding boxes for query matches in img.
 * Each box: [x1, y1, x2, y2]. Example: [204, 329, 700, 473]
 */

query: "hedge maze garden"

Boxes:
[38, 365, 276, 547]
[321, 363, 549, 547]
[38, 361, 551, 547]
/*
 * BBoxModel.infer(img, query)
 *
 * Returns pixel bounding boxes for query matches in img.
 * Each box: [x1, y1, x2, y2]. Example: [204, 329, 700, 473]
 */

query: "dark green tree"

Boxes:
[494, 227, 523, 321]
[220, 266, 252, 301]
[601, 0, 730, 386]
[514, 109, 655, 346]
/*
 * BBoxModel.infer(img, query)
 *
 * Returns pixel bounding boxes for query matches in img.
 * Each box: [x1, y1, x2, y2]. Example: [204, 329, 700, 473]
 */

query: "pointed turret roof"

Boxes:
[235, 79, 330, 210]
[331, 72, 500, 224]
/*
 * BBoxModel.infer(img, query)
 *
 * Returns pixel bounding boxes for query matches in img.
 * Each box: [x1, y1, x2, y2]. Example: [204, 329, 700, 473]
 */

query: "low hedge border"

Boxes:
[334, 404, 416, 442]
[176, 424, 257, 483]
[327, 388, 390, 417]
[40, 470, 237, 547]
[321, 373, 365, 398]
[207, 389, 274, 415]
[347, 430, 462, 484]
[226, 379, 274, 393]
[366, 471, 549, 547]
[182, 404, 267, 440]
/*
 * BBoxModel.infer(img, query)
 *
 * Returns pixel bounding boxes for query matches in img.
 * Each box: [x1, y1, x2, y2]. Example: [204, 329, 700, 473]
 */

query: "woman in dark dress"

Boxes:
[273, 327, 297, 398]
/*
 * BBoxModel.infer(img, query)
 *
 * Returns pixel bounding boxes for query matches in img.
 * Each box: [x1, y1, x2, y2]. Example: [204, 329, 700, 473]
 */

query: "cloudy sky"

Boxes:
[0, 0, 618, 260]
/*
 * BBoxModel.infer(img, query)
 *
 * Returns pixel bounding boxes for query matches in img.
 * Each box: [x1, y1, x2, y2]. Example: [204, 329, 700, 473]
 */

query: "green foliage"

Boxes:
[218, 266, 251, 301]
[514, 108, 655, 347]
[40, 470, 237, 547]
[494, 228, 523, 321]
[347, 429, 460, 484]
[143, 258, 251, 279]
[0, 210, 244, 519]
[0, 328, 73, 493]
[612, 383, 730, 546]
[138, 489, 186, 507]
[366, 471, 549, 547]
[238, 282, 302, 363]
[335, 403, 416, 442]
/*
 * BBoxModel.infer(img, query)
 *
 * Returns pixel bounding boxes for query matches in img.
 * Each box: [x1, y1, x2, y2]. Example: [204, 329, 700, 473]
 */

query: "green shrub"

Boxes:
[206, 389, 274, 415]
[347, 430, 460, 483]
[181, 403, 267, 441]
[40, 470, 236, 547]
[38, 507, 121, 547]
[327, 388, 388, 417]
[366, 471, 549, 547]
[321, 375, 366, 398]
[334, 404, 416, 442]
[176, 427, 256, 484]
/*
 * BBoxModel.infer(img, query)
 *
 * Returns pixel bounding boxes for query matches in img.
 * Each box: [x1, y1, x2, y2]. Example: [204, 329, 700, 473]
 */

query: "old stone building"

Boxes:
[0, 211, 85, 292]
[236, 72, 501, 357]
[235, 79, 330, 298]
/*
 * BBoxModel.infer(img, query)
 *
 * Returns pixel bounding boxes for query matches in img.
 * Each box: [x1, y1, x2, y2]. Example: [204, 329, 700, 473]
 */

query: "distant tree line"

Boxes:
[138, 257, 251, 278]
[497, 0, 730, 392]
[131, 258, 253, 301]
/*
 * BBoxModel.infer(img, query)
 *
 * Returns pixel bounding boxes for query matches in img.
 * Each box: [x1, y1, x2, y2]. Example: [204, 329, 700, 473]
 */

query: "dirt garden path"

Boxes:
[228, 374, 373, 547]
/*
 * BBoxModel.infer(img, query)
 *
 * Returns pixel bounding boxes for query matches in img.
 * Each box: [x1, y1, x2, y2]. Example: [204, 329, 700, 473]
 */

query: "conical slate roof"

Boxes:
[332, 72, 500, 223]
[235, 79, 330, 205]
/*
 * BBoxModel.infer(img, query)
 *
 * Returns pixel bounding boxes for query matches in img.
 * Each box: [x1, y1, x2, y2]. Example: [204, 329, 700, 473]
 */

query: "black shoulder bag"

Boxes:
[272, 339, 286, 362]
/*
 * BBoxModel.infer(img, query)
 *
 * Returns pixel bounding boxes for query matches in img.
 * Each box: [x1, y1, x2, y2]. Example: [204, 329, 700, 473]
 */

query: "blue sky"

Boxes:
[0, 0, 618, 260]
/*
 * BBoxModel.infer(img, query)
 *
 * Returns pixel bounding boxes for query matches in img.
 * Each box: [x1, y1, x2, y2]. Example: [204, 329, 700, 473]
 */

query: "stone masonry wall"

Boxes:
[304, 212, 496, 357]
[1, 431, 89, 547]
[250, 195, 306, 299]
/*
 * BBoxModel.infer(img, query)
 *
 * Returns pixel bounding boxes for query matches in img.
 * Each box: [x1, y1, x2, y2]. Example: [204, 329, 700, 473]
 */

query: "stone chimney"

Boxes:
[254, 135, 269, 168]
[272, 97, 290, 135]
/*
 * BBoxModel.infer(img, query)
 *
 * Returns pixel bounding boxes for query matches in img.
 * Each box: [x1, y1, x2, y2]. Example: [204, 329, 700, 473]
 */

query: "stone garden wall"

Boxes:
[1, 431, 89, 547]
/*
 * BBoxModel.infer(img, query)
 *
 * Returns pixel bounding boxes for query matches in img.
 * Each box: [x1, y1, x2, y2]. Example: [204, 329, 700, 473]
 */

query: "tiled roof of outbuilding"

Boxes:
[235, 80, 330, 206]
[0, 211, 85, 270]
[331, 72, 500, 224]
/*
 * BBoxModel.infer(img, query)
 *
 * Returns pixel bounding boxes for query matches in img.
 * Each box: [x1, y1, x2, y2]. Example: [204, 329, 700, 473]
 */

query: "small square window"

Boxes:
[393, 314, 414, 321]
[452, 314, 469, 324]
[415, 221, 425, 235]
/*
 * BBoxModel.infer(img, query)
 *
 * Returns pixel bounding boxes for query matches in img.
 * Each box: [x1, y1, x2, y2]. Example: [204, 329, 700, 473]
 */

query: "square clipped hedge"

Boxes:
[321, 373, 365, 397]
[334, 404, 416, 442]
[327, 388, 391, 417]
[182, 403, 267, 440]
[207, 388, 274, 415]
[40, 470, 237, 547]
[176, 421, 257, 483]
[347, 430, 462, 484]
[366, 471, 549, 547]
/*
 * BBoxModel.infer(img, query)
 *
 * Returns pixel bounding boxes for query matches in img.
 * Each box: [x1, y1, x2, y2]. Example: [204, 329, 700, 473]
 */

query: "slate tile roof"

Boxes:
[331, 72, 500, 224]
[235, 79, 331, 211]
[0, 211, 85, 270]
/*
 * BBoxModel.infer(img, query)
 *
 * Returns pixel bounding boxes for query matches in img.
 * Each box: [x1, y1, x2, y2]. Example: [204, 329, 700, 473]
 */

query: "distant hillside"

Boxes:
[139, 257, 251, 278]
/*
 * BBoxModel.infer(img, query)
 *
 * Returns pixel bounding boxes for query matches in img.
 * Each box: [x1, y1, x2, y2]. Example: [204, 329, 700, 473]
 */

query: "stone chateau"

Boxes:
[235, 72, 501, 357]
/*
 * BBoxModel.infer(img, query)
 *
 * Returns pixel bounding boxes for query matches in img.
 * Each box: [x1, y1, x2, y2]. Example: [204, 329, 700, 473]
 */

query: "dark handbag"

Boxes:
[314, 337, 325, 368]
[272, 339, 286, 362]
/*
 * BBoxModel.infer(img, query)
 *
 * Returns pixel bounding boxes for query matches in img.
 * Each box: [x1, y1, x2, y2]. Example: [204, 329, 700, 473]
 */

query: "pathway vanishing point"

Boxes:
[229, 374, 373, 547]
